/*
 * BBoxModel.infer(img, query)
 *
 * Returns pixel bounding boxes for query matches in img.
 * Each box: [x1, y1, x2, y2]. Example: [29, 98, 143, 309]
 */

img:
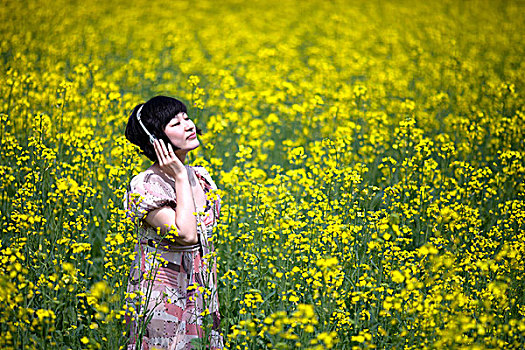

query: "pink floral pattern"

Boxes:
[124, 166, 223, 350]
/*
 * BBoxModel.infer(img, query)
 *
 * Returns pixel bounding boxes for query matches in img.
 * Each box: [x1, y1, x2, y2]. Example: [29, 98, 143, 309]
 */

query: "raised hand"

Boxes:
[154, 139, 187, 178]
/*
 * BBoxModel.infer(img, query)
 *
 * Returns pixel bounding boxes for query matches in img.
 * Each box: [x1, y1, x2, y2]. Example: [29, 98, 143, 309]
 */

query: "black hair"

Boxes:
[125, 95, 202, 161]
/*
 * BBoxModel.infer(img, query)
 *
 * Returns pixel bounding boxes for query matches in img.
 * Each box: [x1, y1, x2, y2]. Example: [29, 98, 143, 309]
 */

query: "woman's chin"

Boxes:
[173, 139, 200, 152]
[186, 140, 200, 151]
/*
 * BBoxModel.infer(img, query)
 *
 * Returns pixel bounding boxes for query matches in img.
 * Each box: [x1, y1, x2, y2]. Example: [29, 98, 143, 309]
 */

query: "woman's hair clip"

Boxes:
[136, 104, 157, 145]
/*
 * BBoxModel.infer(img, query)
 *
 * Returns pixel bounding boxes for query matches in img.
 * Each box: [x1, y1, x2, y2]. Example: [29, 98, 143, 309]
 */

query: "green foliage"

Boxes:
[0, 0, 524, 349]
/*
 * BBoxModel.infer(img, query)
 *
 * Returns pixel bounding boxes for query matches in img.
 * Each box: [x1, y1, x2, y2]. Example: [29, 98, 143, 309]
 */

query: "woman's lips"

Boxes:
[187, 132, 197, 140]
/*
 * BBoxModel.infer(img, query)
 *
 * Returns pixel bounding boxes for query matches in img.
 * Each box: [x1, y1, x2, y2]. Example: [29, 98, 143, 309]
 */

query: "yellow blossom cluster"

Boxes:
[1, 0, 524, 349]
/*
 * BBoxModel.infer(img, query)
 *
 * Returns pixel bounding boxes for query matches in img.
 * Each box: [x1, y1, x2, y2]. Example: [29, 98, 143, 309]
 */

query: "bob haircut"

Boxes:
[125, 95, 201, 162]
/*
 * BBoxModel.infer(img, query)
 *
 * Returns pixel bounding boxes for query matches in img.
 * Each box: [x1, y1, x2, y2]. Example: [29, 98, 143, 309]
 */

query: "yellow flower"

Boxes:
[392, 270, 405, 283]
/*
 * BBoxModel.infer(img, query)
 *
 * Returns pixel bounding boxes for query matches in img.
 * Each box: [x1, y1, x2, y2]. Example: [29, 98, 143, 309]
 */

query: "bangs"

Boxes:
[146, 96, 188, 129]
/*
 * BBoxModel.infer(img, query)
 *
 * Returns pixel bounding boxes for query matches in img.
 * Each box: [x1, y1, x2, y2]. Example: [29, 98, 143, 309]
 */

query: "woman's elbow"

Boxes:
[178, 236, 198, 245]
[175, 229, 198, 245]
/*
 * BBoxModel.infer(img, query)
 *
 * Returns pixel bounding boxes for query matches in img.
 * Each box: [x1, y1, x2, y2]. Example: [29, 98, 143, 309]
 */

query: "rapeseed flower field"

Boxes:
[1, 0, 524, 349]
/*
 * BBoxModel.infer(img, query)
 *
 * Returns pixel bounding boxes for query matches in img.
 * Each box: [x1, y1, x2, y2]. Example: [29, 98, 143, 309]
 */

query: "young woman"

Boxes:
[124, 96, 223, 350]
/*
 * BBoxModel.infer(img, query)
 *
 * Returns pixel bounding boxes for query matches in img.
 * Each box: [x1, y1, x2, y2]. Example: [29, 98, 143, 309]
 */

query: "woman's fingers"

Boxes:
[158, 139, 167, 155]
[166, 143, 184, 167]
[159, 140, 174, 159]
[154, 139, 166, 165]
[153, 139, 160, 159]
[159, 139, 173, 163]
[156, 139, 185, 176]
[158, 139, 180, 165]
[167, 143, 175, 157]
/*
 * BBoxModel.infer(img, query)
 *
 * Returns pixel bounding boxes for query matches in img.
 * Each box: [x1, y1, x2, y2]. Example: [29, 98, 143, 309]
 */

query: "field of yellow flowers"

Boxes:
[1, 0, 524, 349]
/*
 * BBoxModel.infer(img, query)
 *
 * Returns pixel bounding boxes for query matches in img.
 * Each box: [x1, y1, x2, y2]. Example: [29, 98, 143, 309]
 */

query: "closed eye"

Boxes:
[169, 114, 190, 126]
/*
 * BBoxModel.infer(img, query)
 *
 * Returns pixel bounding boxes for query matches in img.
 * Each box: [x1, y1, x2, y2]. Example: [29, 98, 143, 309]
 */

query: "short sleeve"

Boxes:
[125, 172, 177, 222]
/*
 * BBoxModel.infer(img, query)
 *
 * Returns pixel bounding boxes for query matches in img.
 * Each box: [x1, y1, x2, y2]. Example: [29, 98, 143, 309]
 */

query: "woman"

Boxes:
[124, 96, 223, 350]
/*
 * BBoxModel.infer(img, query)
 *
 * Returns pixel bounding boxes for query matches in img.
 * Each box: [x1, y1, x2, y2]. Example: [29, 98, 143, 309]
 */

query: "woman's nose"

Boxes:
[184, 120, 193, 130]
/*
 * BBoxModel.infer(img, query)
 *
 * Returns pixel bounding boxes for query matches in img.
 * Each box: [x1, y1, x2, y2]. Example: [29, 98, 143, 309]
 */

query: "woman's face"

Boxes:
[163, 112, 200, 152]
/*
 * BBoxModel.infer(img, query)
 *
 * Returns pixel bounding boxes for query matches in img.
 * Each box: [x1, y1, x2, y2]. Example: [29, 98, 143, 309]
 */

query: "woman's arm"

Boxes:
[144, 140, 198, 245]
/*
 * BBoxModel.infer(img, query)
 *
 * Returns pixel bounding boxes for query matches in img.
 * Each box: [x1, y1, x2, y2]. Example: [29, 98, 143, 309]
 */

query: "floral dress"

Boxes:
[124, 165, 223, 350]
